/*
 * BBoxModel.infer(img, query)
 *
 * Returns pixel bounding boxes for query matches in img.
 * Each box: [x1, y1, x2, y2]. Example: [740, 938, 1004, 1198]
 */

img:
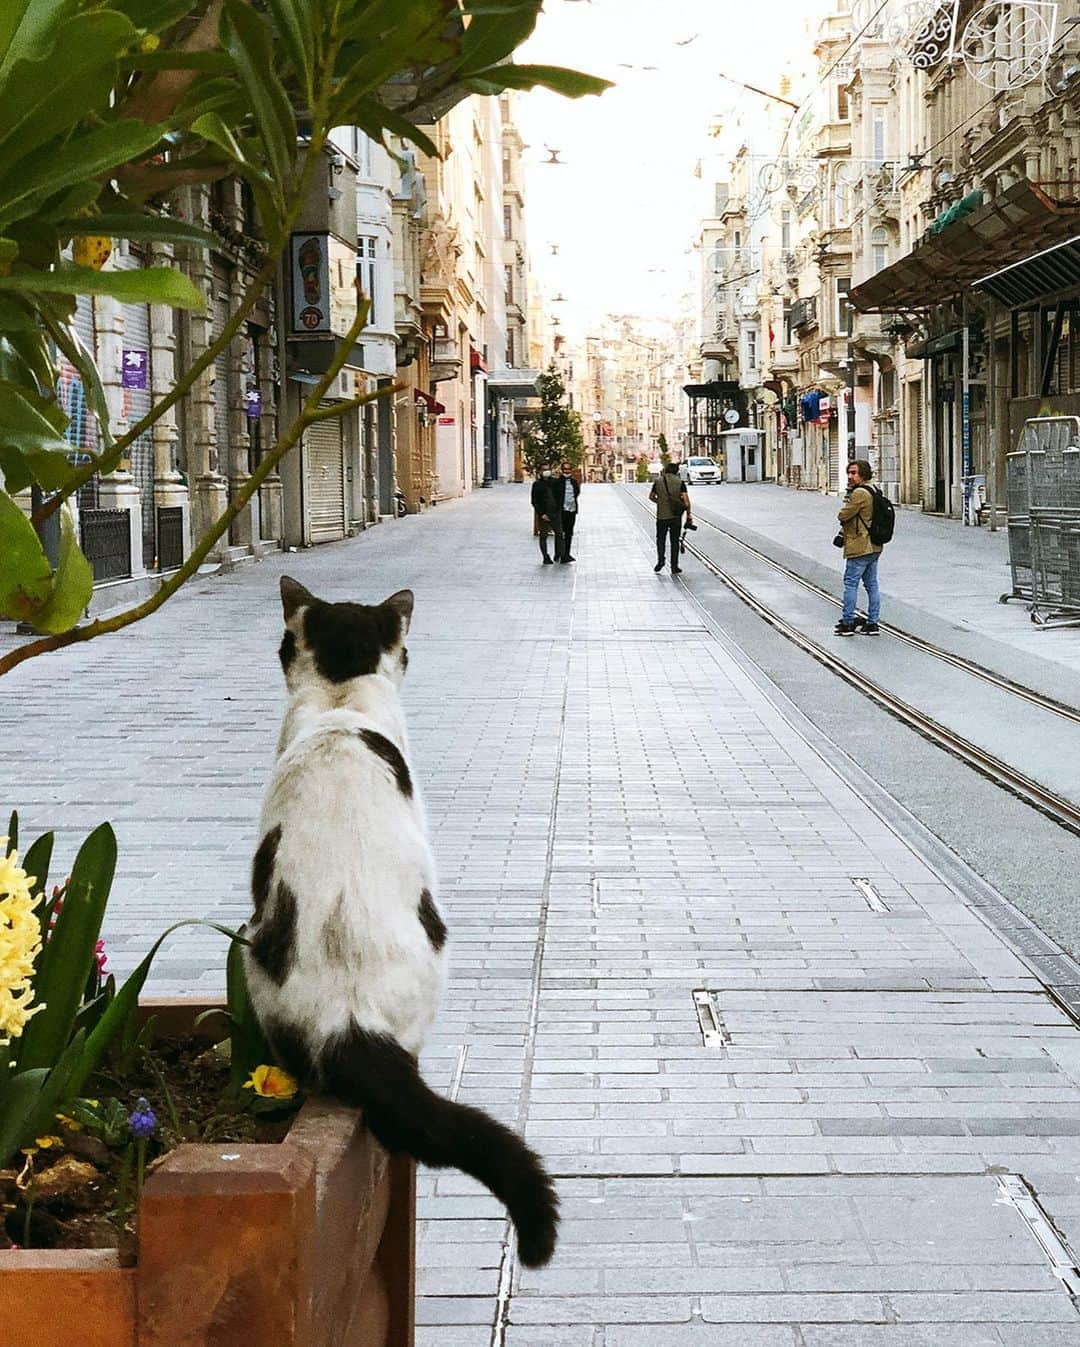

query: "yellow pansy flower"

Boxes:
[243, 1065, 298, 1100]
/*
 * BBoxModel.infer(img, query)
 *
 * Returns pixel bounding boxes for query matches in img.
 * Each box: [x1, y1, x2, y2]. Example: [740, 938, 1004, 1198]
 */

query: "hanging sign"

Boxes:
[245, 387, 262, 419]
[290, 232, 331, 335]
[816, 395, 832, 428]
[122, 349, 147, 389]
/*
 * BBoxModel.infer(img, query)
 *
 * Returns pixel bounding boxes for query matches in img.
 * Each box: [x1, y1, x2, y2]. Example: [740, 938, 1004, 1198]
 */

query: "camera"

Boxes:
[684, 520, 698, 531]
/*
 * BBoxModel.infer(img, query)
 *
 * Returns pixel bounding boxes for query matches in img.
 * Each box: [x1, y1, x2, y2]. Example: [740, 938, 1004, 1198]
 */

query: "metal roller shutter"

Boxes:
[62, 294, 101, 511]
[307, 415, 346, 542]
[120, 287, 154, 568]
[211, 262, 232, 484]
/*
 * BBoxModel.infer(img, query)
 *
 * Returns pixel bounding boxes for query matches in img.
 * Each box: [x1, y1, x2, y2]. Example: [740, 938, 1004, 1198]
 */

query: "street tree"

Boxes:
[0, 1, 608, 677]
[634, 455, 649, 483]
[522, 363, 585, 475]
[657, 433, 671, 465]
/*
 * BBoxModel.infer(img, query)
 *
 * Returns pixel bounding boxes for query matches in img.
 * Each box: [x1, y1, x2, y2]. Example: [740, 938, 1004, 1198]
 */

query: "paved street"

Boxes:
[4, 485, 1080, 1341]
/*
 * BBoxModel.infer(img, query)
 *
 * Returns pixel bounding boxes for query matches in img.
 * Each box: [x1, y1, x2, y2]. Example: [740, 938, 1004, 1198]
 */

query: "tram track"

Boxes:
[624, 487, 1080, 837]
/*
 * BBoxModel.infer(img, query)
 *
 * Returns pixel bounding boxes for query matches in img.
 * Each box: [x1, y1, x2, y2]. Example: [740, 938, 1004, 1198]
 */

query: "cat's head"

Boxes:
[277, 577, 413, 690]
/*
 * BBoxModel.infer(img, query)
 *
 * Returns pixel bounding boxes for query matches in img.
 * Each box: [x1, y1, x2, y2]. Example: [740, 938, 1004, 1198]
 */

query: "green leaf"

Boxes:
[69, 919, 245, 1097]
[41, 311, 113, 449]
[0, 1067, 49, 1166]
[222, 1, 293, 194]
[189, 113, 246, 165]
[17, 1032, 88, 1157]
[0, 1, 81, 83]
[16, 823, 116, 1073]
[456, 0, 541, 76]
[21, 831, 53, 897]
[6, 810, 16, 853]
[345, 98, 439, 159]
[263, 0, 316, 103]
[467, 63, 613, 97]
[0, 488, 52, 623]
[0, 262, 204, 310]
[111, 0, 195, 31]
[226, 930, 272, 1093]
[55, 212, 222, 252]
[0, 12, 139, 184]
[0, 379, 74, 493]
[32, 504, 92, 634]
[0, 120, 168, 229]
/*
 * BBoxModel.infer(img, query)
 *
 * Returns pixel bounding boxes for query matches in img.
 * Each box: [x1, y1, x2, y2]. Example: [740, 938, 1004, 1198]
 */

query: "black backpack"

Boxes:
[865, 485, 895, 546]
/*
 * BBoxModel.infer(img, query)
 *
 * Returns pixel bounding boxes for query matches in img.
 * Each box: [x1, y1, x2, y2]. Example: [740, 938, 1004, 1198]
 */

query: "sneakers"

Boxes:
[835, 619, 858, 637]
[671, 566, 683, 575]
[542, 556, 553, 565]
[654, 560, 664, 573]
[863, 621, 880, 635]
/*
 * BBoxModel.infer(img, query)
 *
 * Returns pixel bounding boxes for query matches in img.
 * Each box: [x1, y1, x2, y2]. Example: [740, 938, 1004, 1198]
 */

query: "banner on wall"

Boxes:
[290, 232, 331, 335]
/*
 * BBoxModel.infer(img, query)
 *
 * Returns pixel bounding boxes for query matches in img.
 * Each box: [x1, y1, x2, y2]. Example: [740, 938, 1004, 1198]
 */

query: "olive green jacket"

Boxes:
[837, 485, 882, 559]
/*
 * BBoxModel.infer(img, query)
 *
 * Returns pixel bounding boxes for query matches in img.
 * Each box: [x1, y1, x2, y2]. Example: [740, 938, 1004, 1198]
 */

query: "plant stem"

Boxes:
[140, 1048, 182, 1136]
[135, 1137, 146, 1205]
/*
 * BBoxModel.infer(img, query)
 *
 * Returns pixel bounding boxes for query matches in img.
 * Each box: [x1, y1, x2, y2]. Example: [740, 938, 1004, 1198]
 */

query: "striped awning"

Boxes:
[972, 235, 1080, 308]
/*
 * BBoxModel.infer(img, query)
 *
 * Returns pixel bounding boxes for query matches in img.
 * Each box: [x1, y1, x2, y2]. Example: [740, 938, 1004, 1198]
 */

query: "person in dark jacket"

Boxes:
[531, 468, 562, 565]
[552, 461, 581, 562]
[649, 462, 692, 574]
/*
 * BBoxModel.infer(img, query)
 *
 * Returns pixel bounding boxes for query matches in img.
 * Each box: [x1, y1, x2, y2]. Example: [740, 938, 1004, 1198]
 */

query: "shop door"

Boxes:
[307, 415, 347, 542]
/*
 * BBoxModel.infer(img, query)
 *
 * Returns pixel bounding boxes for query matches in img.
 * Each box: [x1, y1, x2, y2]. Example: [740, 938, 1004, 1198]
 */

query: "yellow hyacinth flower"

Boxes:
[0, 838, 44, 1045]
[243, 1065, 298, 1100]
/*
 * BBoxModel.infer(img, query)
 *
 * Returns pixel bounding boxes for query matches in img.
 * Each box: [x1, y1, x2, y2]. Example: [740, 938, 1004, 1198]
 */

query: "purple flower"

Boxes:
[128, 1097, 157, 1139]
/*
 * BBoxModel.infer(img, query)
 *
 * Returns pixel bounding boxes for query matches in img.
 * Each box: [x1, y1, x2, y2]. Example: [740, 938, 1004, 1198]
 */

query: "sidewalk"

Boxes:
[672, 480, 1080, 690]
[3, 485, 1080, 1342]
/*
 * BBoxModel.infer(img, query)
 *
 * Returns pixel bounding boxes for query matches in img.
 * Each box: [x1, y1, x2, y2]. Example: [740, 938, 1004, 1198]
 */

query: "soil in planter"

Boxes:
[0, 1036, 296, 1256]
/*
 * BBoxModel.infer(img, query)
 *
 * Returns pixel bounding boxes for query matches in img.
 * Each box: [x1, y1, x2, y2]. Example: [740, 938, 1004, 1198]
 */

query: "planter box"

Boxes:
[0, 1000, 415, 1347]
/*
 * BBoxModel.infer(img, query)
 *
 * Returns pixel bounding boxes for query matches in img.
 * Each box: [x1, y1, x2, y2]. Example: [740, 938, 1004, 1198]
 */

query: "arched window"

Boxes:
[872, 227, 889, 275]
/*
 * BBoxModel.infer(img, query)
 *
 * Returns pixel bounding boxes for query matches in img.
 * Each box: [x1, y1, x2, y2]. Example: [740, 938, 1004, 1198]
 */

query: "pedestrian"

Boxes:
[835, 458, 882, 635]
[554, 460, 581, 563]
[531, 466, 562, 565]
[649, 461, 692, 574]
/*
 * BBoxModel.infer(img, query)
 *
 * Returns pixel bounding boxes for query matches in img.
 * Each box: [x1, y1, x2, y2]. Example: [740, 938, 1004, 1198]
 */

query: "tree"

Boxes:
[634, 455, 649, 483]
[521, 364, 584, 476]
[657, 433, 671, 466]
[0, 2, 609, 677]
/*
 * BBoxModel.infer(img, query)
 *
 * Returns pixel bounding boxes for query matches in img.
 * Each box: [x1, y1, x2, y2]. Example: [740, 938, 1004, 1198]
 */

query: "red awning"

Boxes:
[414, 388, 445, 414]
[470, 347, 488, 373]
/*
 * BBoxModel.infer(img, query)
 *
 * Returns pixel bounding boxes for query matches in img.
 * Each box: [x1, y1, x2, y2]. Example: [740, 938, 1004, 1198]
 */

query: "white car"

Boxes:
[680, 456, 722, 485]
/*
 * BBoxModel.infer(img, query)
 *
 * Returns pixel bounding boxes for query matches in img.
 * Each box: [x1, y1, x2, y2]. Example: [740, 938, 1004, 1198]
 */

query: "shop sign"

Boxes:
[245, 387, 262, 419]
[290, 232, 331, 334]
[122, 349, 147, 389]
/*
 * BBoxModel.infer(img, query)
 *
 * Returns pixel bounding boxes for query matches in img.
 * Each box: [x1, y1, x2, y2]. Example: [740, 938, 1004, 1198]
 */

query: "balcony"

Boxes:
[700, 332, 736, 361]
[430, 336, 461, 385]
[790, 296, 818, 332]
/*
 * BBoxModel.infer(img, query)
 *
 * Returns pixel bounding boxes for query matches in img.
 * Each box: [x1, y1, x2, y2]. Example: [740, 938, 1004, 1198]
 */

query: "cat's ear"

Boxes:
[281, 575, 316, 621]
[383, 589, 414, 637]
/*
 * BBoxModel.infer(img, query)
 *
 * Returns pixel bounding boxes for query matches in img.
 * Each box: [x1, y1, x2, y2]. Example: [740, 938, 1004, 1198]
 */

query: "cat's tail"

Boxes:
[316, 1023, 559, 1267]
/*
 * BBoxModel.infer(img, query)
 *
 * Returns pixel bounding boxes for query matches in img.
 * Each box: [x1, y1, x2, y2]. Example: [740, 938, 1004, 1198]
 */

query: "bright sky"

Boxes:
[516, 0, 824, 341]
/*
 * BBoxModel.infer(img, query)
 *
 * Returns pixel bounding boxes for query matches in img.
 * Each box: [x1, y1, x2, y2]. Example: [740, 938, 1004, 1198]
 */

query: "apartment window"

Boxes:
[746, 328, 758, 370]
[872, 106, 886, 164]
[503, 202, 513, 238]
[355, 130, 372, 179]
[837, 85, 850, 121]
[836, 276, 851, 334]
[357, 236, 377, 326]
[781, 209, 792, 253]
[871, 227, 889, 275]
[504, 265, 513, 306]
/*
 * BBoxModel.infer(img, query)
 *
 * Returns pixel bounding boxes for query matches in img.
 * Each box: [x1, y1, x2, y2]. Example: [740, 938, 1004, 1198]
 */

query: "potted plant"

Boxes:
[0, 818, 415, 1346]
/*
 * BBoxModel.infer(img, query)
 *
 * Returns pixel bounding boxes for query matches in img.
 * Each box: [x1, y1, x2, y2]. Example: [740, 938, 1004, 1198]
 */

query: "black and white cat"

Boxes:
[243, 576, 558, 1267]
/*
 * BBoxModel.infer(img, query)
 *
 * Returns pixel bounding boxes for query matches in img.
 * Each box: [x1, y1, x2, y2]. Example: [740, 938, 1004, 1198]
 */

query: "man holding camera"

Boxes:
[834, 458, 882, 635]
[650, 461, 693, 575]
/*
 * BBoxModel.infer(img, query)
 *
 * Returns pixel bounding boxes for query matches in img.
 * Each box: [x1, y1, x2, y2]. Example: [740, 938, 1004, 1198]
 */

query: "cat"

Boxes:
[243, 575, 559, 1268]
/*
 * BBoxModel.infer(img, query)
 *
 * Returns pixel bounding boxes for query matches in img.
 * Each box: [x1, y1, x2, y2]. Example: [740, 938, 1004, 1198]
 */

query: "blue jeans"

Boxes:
[842, 553, 880, 623]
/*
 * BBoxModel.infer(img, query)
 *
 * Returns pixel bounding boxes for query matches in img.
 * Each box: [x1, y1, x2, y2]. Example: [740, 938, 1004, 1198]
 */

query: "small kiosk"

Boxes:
[720, 428, 765, 482]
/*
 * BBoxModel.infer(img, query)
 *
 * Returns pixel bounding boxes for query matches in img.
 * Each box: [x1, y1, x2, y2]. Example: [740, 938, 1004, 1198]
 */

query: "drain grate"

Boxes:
[692, 989, 729, 1047]
[852, 877, 889, 912]
[999, 1174, 1080, 1298]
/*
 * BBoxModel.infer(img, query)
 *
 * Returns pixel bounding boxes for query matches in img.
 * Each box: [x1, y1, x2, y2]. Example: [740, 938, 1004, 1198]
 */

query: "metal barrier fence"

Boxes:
[80, 508, 131, 583]
[156, 506, 184, 572]
[1004, 416, 1080, 627]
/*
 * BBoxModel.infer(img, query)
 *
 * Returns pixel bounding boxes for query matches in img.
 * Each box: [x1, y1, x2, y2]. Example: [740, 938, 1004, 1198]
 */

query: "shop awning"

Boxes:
[414, 388, 445, 414]
[973, 234, 1080, 308]
[905, 329, 963, 359]
[849, 181, 1080, 313]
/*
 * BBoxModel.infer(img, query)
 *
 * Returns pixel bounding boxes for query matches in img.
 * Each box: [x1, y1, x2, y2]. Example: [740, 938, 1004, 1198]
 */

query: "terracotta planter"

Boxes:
[0, 999, 415, 1347]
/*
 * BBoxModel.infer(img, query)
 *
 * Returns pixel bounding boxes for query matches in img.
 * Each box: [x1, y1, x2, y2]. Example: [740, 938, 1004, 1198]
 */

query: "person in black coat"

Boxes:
[531, 468, 562, 565]
[550, 462, 581, 563]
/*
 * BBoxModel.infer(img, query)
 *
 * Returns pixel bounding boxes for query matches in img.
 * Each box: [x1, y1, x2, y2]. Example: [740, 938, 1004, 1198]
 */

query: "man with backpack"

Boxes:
[834, 459, 894, 636]
[650, 461, 693, 574]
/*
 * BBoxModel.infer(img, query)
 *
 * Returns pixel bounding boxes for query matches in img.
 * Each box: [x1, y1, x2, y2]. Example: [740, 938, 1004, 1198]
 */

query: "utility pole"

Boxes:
[844, 285, 856, 490]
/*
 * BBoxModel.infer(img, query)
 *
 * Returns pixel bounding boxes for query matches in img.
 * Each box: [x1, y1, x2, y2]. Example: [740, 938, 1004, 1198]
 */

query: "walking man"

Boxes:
[531, 466, 562, 565]
[554, 460, 580, 562]
[835, 459, 882, 635]
[650, 461, 692, 574]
